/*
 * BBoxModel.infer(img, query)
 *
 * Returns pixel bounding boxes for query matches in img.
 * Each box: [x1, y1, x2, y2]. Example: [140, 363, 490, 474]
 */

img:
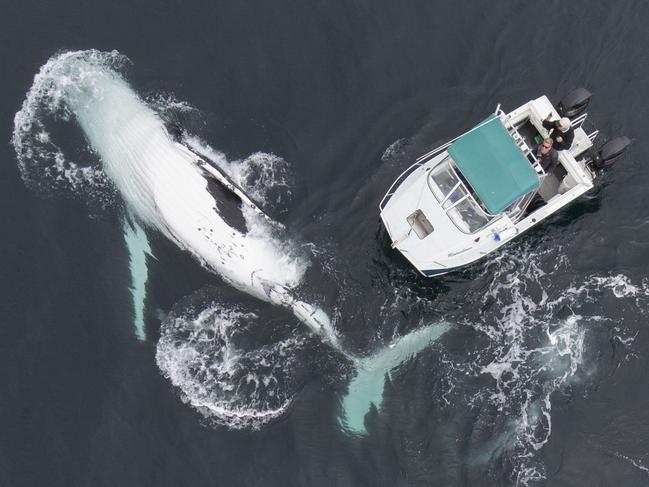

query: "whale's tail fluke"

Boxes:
[339, 322, 451, 434]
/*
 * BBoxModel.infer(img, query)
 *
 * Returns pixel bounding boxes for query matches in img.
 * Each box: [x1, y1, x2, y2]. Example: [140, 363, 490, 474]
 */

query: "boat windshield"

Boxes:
[427, 156, 493, 234]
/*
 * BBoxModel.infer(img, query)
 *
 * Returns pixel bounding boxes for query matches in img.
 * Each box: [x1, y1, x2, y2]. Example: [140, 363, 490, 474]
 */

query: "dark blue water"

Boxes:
[3, 1, 649, 486]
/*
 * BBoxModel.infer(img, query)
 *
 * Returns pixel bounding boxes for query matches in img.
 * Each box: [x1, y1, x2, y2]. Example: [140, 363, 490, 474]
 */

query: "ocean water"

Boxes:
[2, 1, 649, 486]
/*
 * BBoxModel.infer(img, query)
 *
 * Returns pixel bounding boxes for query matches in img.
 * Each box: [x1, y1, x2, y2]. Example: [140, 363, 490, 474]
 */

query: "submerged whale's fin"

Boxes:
[339, 323, 451, 434]
[123, 215, 154, 341]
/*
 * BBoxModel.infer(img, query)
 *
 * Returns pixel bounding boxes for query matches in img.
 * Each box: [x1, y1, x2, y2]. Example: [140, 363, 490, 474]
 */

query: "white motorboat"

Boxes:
[379, 90, 629, 276]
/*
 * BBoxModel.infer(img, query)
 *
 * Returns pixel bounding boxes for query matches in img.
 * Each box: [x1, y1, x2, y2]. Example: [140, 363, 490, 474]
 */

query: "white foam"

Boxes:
[610, 451, 649, 476]
[183, 135, 293, 210]
[147, 92, 198, 115]
[156, 303, 303, 429]
[381, 138, 407, 162]
[460, 243, 648, 483]
[588, 274, 644, 298]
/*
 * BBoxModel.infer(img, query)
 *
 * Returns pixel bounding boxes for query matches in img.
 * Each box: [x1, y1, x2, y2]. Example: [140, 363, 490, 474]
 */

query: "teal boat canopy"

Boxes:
[448, 116, 540, 214]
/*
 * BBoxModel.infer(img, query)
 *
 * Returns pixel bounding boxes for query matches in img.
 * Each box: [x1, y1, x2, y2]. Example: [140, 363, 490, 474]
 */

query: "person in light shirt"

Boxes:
[542, 114, 574, 150]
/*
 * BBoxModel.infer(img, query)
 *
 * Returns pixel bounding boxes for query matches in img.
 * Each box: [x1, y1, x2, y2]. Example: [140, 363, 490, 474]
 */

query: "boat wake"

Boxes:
[430, 243, 648, 485]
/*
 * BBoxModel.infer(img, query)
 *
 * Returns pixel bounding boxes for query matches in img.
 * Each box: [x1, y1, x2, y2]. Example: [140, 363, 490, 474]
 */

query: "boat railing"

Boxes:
[494, 106, 537, 164]
[426, 167, 499, 234]
[572, 112, 600, 143]
[379, 159, 429, 211]
[447, 165, 500, 218]
[479, 114, 541, 221]
[572, 112, 587, 127]
[507, 189, 538, 223]
[496, 107, 547, 176]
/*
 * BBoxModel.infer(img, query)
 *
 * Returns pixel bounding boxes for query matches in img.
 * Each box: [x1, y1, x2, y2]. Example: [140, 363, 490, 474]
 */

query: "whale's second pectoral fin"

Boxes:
[123, 214, 154, 341]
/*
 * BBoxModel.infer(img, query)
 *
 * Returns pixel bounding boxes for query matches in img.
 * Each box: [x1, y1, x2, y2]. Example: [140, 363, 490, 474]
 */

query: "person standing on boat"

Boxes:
[542, 115, 574, 150]
[536, 138, 559, 173]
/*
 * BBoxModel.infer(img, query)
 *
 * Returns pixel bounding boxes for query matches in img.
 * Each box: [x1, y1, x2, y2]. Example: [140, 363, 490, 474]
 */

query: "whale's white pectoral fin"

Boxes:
[123, 215, 153, 341]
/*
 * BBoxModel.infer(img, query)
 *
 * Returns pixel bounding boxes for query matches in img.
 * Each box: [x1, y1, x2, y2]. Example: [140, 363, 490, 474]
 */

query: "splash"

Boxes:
[183, 135, 294, 211]
[472, 252, 586, 484]
[381, 138, 408, 162]
[156, 298, 306, 429]
[12, 50, 120, 209]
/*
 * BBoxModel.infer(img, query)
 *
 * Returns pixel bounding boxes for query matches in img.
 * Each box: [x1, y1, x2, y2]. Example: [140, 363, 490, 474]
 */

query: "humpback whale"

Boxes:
[12, 49, 340, 347]
[13, 49, 449, 431]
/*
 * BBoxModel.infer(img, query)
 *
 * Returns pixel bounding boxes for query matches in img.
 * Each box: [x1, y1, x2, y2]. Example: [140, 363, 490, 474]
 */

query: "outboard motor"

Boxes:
[558, 88, 592, 118]
[589, 136, 631, 170]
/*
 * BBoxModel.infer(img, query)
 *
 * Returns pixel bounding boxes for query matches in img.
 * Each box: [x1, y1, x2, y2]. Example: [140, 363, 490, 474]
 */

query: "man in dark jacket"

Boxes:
[542, 115, 574, 151]
[536, 138, 559, 173]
